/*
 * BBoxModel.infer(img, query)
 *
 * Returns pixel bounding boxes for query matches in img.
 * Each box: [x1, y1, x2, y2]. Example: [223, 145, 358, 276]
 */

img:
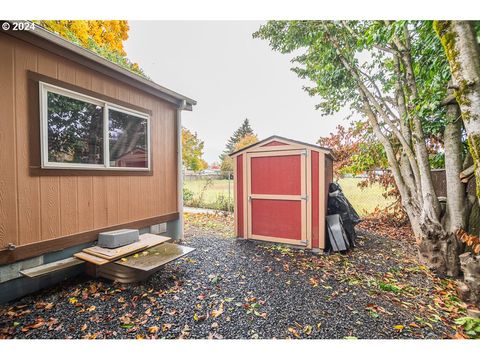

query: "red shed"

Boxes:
[230, 136, 334, 251]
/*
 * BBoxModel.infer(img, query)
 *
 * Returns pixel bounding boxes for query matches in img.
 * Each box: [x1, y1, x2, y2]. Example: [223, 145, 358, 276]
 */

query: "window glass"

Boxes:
[108, 109, 148, 168]
[47, 91, 104, 165]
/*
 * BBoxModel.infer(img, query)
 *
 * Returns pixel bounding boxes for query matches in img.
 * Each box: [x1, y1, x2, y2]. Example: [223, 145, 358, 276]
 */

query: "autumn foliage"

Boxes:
[37, 21, 129, 55]
[456, 229, 480, 255]
[35, 20, 145, 77]
[182, 128, 208, 172]
[220, 133, 259, 173]
[233, 133, 259, 152]
[318, 122, 404, 217]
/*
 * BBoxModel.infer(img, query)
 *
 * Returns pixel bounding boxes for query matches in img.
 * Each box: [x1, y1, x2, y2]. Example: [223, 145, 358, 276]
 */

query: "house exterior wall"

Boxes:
[0, 32, 179, 265]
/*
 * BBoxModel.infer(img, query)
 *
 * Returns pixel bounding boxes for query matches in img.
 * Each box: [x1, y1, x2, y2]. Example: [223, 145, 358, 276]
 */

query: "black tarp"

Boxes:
[326, 182, 361, 251]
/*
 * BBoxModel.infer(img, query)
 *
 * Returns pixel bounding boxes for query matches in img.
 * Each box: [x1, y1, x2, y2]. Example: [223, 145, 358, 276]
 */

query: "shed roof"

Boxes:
[229, 135, 334, 160]
[1, 21, 196, 110]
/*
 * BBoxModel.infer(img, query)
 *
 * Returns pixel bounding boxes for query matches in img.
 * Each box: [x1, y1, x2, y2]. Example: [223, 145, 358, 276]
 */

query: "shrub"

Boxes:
[183, 178, 214, 208]
[183, 188, 194, 204]
[455, 317, 480, 338]
[212, 194, 233, 212]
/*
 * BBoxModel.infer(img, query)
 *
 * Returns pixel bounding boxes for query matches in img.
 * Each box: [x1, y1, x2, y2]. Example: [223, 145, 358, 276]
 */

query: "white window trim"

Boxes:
[39, 82, 151, 171]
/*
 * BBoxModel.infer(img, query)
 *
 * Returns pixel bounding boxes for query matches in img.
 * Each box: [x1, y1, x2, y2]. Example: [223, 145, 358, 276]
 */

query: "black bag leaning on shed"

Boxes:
[326, 182, 361, 250]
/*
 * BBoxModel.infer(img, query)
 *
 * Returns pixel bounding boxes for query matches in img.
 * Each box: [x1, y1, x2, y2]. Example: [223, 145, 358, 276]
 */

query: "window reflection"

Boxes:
[108, 109, 148, 168]
[47, 92, 103, 164]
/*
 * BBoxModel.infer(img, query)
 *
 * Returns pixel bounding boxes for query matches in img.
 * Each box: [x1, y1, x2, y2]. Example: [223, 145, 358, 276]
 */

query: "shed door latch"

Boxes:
[301, 195, 308, 201]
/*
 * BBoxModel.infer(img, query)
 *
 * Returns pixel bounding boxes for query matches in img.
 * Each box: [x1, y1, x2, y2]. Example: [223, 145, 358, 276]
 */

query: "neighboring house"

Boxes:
[114, 147, 148, 168]
[0, 22, 196, 302]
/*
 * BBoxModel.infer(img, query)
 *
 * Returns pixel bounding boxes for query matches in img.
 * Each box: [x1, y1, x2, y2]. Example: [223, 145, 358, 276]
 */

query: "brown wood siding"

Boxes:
[0, 33, 179, 257]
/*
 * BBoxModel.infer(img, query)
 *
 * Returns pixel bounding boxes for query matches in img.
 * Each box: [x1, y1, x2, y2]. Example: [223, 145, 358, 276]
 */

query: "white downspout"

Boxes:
[175, 100, 187, 239]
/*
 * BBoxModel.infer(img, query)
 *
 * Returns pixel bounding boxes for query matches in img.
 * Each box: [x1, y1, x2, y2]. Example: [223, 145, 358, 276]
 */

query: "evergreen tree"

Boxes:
[220, 118, 254, 161]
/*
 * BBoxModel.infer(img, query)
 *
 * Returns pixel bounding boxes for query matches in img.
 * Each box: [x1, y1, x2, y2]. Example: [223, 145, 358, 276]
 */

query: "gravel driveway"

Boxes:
[0, 214, 462, 339]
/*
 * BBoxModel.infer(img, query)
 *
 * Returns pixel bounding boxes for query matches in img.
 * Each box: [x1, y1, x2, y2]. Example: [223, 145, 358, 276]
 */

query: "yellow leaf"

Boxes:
[303, 325, 313, 335]
[68, 297, 78, 304]
[148, 326, 159, 334]
[288, 327, 300, 338]
[211, 303, 224, 318]
[394, 325, 404, 331]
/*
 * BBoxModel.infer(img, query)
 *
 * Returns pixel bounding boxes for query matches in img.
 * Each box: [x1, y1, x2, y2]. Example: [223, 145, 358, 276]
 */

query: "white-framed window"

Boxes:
[39, 82, 151, 171]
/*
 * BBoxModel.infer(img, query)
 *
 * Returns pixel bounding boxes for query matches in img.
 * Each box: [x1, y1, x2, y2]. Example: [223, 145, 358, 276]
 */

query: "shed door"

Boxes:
[247, 149, 307, 246]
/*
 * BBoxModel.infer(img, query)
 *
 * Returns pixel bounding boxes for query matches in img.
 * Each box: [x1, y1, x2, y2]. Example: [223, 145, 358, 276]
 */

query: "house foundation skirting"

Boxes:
[0, 219, 176, 304]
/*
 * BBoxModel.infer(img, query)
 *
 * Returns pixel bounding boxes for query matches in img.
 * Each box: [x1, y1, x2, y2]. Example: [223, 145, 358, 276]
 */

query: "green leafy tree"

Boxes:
[254, 21, 478, 287]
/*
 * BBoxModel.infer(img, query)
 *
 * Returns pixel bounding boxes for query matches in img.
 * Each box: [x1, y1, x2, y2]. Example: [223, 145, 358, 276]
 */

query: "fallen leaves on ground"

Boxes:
[0, 213, 473, 339]
[184, 212, 234, 238]
[358, 216, 414, 243]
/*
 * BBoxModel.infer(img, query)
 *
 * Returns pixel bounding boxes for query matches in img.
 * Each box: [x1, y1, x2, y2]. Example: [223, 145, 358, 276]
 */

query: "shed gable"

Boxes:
[229, 135, 333, 160]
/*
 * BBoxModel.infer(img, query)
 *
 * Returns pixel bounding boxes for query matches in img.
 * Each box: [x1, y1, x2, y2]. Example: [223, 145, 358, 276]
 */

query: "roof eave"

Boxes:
[1, 21, 196, 110]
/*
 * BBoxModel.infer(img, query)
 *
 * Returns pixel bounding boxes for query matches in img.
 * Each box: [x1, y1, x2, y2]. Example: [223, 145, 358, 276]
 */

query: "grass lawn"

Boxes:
[184, 177, 395, 215]
[337, 178, 395, 215]
[184, 178, 234, 209]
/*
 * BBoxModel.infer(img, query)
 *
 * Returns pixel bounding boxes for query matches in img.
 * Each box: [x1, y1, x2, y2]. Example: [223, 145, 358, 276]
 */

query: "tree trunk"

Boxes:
[359, 88, 451, 274]
[327, 22, 471, 278]
[435, 21, 480, 199]
[436, 20, 480, 304]
[441, 92, 466, 276]
[457, 253, 480, 305]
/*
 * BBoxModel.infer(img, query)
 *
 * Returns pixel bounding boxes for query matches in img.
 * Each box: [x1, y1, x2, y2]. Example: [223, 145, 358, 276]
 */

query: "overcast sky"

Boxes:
[124, 21, 352, 163]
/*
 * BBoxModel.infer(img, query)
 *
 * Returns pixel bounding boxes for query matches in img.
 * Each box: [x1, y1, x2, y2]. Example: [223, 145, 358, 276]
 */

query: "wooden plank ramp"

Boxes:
[115, 243, 195, 271]
[74, 251, 110, 265]
[82, 242, 148, 260]
[20, 257, 84, 278]
[74, 233, 171, 264]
